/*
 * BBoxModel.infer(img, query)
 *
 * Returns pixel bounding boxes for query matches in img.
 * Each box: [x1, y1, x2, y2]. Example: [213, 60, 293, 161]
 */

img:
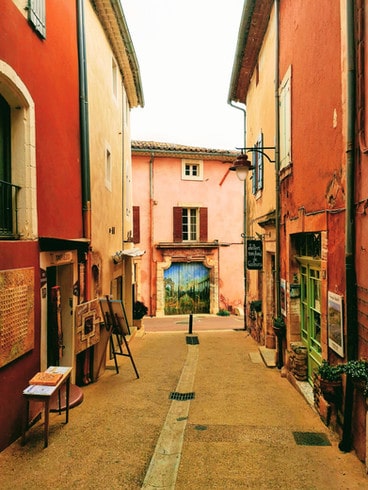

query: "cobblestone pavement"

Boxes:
[0, 319, 367, 489]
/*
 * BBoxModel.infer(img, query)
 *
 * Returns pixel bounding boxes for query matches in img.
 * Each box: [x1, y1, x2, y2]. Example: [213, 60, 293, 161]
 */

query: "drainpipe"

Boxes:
[77, 0, 91, 300]
[339, 0, 357, 453]
[149, 153, 155, 315]
[273, 0, 284, 369]
[274, 0, 281, 321]
[229, 101, 248, 330]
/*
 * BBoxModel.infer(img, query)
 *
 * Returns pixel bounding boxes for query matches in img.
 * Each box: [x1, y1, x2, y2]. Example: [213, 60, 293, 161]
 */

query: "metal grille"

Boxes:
[169, 392, 195, 401]
[293, 432, 331, 446]
[186, 335, 199, 345]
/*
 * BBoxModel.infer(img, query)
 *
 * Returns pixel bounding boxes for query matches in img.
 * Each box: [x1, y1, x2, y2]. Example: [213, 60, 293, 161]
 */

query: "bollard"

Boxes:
[188, 313, 193, 334]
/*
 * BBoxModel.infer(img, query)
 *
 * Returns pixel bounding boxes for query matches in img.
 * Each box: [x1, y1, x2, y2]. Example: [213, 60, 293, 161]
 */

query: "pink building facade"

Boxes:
[132, 142, 244, 317]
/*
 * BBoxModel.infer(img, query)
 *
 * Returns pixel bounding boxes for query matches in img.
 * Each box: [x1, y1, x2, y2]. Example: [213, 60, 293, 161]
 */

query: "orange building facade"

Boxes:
[229, 0, 368, 466]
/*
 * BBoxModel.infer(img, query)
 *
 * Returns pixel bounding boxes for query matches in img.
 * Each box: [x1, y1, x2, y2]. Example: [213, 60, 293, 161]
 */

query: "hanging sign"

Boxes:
[247, 240, 263, 270]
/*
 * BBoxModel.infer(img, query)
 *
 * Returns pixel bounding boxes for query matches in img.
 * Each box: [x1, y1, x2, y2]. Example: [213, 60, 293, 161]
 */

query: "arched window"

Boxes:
[0, 94, 13, 236]
[0, 62, 37, 239]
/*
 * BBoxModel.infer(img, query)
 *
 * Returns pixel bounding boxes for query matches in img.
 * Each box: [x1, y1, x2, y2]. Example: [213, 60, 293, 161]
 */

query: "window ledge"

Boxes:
[156, 241, 222, 249]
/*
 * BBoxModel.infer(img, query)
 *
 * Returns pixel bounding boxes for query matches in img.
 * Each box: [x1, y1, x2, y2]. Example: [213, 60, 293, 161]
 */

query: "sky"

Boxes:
[122, 0, 245, 150]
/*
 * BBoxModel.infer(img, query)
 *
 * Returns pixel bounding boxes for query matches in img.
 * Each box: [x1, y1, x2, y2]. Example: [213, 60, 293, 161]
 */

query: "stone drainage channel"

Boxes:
[141, 335, 199, 489]
[141, 332, 328, 489]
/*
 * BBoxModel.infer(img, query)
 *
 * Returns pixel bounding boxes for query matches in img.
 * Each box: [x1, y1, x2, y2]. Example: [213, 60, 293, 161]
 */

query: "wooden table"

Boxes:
[22, 366, 72, 448]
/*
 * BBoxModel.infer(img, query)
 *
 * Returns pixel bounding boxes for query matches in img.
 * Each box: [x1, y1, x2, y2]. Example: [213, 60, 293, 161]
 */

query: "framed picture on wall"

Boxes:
[328, 291, 344, 357]
[280, 279, 286, 316]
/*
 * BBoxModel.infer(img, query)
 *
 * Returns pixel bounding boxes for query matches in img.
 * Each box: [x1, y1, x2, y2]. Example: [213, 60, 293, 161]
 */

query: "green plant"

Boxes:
[250, 300, 262, 313]
[273, 316, 286, 328]
[344, 360, 368, 395]
[217, 308, 230, 316]
[317, 359, 344, 382]
[133, 301, 148, 320]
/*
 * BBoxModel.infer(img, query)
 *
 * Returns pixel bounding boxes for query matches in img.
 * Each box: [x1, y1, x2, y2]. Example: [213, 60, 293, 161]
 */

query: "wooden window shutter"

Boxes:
[251, 150, 257, 195]
[28, 0, 47, 38]
[133, 206, 140, 243]
[199, 207, 208, 242]
[257, 132, 264, 191]
[173, 207, 182, 242]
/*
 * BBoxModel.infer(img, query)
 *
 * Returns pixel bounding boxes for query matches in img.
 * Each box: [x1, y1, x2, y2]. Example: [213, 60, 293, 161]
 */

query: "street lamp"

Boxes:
[229, 150, 253, 181]
[229, 150, 253, 331]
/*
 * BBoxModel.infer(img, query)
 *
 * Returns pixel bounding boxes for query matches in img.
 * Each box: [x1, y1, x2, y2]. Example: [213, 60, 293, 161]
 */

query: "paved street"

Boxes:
[0, 317, 367, 489]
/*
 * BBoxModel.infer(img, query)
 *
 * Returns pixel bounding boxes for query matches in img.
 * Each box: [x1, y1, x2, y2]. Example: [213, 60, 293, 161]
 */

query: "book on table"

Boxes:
[29, 371, 63, 386]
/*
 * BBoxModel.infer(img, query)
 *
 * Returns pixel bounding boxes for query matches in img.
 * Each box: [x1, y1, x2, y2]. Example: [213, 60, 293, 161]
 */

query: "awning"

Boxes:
[113, 248, 146, 264]
[39, 237, 90, 262]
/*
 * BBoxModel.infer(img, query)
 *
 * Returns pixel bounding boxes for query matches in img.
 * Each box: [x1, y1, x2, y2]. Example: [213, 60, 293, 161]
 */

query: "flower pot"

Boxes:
[318, 377, 342, 402]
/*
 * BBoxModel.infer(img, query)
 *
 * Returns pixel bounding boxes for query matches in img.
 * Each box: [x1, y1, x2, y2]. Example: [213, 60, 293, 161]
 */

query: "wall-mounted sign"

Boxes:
[247, 240, 263, 270]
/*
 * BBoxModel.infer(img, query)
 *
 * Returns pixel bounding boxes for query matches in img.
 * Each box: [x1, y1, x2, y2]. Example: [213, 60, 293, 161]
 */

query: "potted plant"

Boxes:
[316, 359, 344, 401]
[344, 359, 368, 395]
[133, 301, 148, 328]
[272, 316, 286, 336]
[249, 300, 262, 320]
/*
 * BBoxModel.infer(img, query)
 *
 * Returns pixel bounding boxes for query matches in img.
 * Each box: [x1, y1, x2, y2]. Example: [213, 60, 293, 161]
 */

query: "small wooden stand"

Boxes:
[100, 296, 139, 379]
[22, 366, 72, 448]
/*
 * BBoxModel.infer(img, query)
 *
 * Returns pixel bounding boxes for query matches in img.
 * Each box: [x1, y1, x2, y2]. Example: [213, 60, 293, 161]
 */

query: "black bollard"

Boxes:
[189, 313, 193, 334]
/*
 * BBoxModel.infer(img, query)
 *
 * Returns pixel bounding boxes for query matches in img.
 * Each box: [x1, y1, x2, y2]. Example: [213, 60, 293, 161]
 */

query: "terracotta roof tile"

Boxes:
[131, 140, 238, 161]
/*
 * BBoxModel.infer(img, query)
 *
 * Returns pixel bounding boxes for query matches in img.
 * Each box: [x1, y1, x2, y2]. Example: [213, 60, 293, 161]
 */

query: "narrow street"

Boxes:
[0, 317, 366, 489]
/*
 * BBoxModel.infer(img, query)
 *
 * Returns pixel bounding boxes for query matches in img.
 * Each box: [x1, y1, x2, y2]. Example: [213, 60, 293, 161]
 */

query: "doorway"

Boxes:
[164, 262, 210, 314]
[300, 261, 322, 383]
[40, 251, 78, 382]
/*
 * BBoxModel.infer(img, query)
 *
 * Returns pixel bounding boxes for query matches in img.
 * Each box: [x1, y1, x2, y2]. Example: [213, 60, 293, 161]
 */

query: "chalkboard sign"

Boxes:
[247, 240, 263, 270]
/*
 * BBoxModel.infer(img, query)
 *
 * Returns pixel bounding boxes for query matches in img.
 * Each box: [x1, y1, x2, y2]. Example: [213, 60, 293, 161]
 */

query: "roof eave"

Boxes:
[228, 0, 273, 104]
[92, 0, 144, 108]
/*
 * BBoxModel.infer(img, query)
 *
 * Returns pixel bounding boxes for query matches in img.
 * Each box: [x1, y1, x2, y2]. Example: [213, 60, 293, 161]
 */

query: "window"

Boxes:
[0, 95, 14, 236]
[279, 66, 292, 169]
[0, 61, 37, 239]
[181, 160, 203, 181]
[173, 207, 208, 242]
[105, 146, 112, 191]
[133, 206, 140, 243]
[251, 133, 264, 195]
[28, 0, 46, 39]
[112, 58, 118, 99]
[182, 208, 197, 241]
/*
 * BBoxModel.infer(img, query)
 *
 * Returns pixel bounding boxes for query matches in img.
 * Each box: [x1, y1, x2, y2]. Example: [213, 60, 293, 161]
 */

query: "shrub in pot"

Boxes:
[133, 301, 148, 320]
[316, 360, 344, 401]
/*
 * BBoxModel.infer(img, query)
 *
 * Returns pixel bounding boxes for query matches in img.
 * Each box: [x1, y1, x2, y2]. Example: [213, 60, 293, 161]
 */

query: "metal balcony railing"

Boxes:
[0, 180, 21, 238]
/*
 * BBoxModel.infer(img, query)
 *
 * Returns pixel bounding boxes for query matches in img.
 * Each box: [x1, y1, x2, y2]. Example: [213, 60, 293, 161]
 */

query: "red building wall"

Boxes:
[0, 1, 83, 239]
[0, 2, 82, 450]
[279, 0, 344, 217]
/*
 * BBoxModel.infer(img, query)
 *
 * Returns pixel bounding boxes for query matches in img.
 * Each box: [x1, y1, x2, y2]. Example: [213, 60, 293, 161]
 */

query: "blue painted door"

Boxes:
[164, 262, 210, 315]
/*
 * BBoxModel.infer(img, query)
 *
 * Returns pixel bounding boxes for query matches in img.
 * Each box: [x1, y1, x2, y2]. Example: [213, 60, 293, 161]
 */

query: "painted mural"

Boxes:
[164, 262, 210, 314]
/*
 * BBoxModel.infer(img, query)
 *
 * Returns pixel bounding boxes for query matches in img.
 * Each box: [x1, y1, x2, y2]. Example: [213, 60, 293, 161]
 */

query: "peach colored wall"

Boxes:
[132, 153, 245, 315]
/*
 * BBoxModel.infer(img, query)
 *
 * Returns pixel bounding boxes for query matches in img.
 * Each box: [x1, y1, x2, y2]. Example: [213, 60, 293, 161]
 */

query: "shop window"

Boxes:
[296, 233, 321, 258]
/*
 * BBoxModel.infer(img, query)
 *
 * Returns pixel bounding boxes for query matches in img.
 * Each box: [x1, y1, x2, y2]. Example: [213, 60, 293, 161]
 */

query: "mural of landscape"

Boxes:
[164, 262, 210, 315]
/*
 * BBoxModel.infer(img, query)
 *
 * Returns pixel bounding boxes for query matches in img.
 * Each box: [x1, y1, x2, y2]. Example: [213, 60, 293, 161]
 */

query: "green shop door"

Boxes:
[164, 262, 210, 315]
[300, 262, 322, 383]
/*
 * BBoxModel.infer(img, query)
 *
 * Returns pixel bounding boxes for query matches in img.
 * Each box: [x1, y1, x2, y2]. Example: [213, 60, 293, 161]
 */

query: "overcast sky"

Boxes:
[122, 0, 245, 150]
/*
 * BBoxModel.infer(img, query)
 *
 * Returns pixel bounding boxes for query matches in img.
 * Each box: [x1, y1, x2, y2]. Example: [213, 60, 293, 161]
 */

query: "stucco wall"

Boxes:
[132, 153, 245, 315]
[85, 2, 127, 297]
